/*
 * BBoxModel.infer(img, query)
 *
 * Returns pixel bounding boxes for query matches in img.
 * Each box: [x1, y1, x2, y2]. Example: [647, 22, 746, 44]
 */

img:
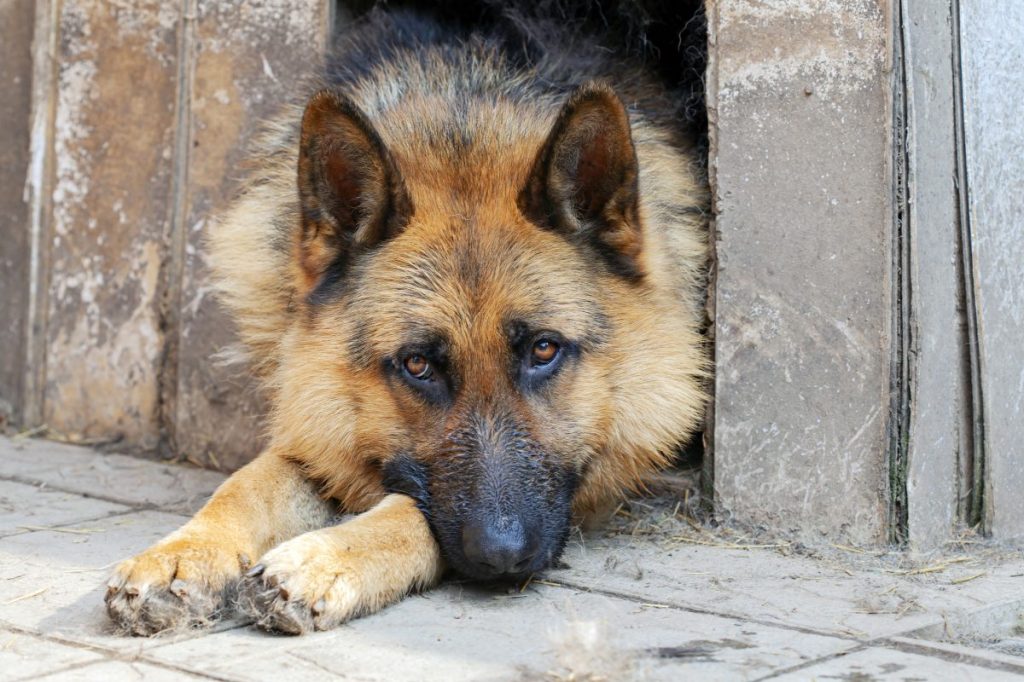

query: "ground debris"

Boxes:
[603, 472, 1023, 583]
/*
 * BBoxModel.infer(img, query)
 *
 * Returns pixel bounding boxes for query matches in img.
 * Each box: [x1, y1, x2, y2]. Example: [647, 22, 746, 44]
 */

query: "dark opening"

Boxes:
[335, 1, 708, 149]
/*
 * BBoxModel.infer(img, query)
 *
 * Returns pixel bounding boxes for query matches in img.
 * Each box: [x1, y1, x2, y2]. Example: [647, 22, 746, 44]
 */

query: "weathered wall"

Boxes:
[41, 0, 180, 450]
[7, 0, 330, 467]
[959, 4, 1024, 542]
[708, 0, 895, 544]
[0, 0, 35, 427]
[168, 0, 331, 469]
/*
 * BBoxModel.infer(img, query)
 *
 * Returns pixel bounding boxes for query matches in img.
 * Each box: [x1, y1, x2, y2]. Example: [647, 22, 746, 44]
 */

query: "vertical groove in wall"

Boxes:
[156, 0, 197, 459]
[22, 0, 61, 429]
[700, 0, 720, 510]
[949, 0, 986, 532]
[888, 0, 912, 546]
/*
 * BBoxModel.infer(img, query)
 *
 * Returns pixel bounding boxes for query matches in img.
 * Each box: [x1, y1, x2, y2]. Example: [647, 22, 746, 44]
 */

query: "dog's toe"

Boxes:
[238, 573, 317, 634]
[237, 539, 367, 634]
[104, 545, 244, 636]
[106, 576, 228, 636]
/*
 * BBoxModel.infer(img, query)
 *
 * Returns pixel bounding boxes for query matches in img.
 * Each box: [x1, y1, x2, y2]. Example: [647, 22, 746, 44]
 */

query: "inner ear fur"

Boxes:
[520, 82, 643, 280]
[296, 89, 412, 293]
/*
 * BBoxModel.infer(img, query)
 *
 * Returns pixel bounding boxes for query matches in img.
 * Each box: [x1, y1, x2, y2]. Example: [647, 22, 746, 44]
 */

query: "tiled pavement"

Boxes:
[1, 436, 1022, 681]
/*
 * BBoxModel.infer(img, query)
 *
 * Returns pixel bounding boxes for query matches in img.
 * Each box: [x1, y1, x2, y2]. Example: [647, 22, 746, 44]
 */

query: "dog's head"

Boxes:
[274, 83, 701, 580]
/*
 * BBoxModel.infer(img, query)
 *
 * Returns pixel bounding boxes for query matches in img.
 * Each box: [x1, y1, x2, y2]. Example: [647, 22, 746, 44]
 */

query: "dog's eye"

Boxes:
[403, 355, 433, 380]
[531, 339, 560, 365]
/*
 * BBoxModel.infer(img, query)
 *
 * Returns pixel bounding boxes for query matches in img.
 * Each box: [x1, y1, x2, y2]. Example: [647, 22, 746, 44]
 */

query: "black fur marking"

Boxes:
[584, 308, 612, 350]
[583, 227, 645, 282]
[345, 315, 373, 368]
[382, 454, 433, 517]
[306, 258, 352, 307]
[424, 411, 581, 581]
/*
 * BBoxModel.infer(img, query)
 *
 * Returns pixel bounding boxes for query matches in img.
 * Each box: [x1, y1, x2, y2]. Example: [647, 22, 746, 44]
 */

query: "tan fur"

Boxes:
[106, 452, 334, 635]
[240, 495, 443, 633]
[106, 19, 708, 636]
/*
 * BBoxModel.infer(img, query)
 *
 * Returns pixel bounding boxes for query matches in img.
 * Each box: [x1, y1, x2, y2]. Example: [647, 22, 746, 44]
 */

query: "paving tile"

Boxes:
[33, 660, 211, 681]
[0, 440, 1020, 680]
[771, 646, 1024, 681]
[0, 437, 225, 513]
[552, 533, 1024, 641]
[0, 510, 199, 655]
[904, 597, 1024, 642]
[148, 583, 855, 682]
[0, 630, 103, 681]
[0, 479, 129, 538]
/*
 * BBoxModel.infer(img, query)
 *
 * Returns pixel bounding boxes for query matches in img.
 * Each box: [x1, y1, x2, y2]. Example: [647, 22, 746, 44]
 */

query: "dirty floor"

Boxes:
[1, 436, 1022, 681]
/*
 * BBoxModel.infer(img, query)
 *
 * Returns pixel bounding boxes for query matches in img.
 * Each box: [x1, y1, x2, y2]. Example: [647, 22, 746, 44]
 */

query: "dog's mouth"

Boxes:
[382, 453, 578, 582]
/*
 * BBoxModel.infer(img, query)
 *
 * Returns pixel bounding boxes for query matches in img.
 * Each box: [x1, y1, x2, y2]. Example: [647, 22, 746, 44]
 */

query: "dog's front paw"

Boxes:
[105, 537, 250, 636]
[238, 532, 377, 634]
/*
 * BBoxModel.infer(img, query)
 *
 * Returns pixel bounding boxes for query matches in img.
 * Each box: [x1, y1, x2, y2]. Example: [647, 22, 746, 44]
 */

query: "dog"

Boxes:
[104, 6, 709, 635]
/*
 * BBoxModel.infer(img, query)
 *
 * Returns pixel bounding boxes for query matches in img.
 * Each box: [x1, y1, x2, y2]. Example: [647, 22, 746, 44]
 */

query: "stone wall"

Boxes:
[2, 0, 331, 469]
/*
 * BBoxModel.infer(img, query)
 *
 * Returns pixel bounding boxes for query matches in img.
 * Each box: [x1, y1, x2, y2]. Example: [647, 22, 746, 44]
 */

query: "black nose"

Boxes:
[461, 516, 538, 578]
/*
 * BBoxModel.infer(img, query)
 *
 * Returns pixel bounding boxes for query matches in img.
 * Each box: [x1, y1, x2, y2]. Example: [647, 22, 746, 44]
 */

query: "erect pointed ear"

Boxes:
[296, 89, 412, 292]
[520, 82, 643, 280]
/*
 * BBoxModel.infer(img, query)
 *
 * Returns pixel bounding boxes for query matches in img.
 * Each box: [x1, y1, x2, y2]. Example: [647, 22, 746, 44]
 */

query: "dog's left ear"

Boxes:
[520, 82, 642, 279]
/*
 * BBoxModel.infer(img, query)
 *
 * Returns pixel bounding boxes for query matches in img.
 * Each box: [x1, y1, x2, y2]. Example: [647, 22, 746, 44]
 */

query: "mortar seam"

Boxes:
[879, 636, 1024, 674]
[0, 507, 142, 540]
[749, 643, 869, 681]
[0, 622, 242, 682]
[541, 577, 875, 643]
[0, 473, 199, 515]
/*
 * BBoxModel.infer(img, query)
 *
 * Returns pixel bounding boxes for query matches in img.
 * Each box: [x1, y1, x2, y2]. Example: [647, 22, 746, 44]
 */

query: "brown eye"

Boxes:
[531, 339, 559, 365]
[403, 355, 432, 380]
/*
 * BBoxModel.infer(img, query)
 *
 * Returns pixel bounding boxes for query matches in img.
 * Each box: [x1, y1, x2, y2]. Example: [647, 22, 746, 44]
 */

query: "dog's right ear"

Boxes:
[296, 90, 412, 293]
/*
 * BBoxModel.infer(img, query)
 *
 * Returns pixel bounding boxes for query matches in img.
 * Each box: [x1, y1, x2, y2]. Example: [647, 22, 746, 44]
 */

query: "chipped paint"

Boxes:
[41, 0, 180, 449]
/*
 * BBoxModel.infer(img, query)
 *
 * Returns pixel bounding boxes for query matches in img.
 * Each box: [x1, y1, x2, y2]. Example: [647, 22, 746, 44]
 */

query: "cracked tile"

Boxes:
[0, 480, 129, 538]
[0, 510, 200, 655]
[0, 630, 103, 681]
[0, 438, 224, 513]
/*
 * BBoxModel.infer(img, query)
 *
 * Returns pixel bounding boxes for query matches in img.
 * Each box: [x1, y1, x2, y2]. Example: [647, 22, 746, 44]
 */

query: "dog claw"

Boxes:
[246, 563, 265, 578]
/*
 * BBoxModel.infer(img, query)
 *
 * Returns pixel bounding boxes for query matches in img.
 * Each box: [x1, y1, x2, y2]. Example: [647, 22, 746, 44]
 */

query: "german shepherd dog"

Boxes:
[105, 6, 709, 635]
